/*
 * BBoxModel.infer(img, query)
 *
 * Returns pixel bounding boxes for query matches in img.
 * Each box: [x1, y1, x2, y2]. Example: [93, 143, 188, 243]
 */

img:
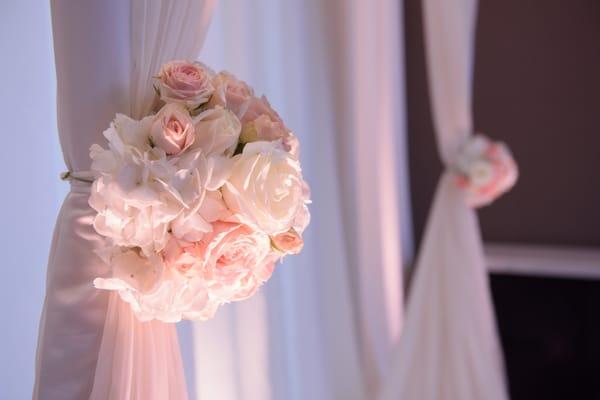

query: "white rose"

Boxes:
[192, 106, 241, 157]
[222, 141, 306, 235]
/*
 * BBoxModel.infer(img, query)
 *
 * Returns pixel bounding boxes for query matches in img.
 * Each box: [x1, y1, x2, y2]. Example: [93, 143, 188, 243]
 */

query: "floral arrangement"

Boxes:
[453, 134, 518, 208]
[88, 61, 310, 322]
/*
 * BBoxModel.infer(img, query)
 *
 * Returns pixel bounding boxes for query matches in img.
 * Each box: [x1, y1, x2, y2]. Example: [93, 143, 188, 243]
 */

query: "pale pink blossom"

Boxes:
[150, 103, 195, 155]
[454, 135, 518, 207]
[89, 60, 311, 323]
[241, 95, 282, 124]
[236, 96, 300, 157]
[162, 222, 276, 303]
[195, 222, 275, 302]
[156, 60, 214, 108]
[208, 72, 254, 118]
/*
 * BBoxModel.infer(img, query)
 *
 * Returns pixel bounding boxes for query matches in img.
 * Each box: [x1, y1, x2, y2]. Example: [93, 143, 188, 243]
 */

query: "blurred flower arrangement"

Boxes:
[453, 134, 518, 208]
[88, 60, 310, 322]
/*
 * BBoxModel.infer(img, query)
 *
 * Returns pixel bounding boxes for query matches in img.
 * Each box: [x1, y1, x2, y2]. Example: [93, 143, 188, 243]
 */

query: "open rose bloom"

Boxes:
[89, 60, 310, 322]
[453, 134, 518, 208]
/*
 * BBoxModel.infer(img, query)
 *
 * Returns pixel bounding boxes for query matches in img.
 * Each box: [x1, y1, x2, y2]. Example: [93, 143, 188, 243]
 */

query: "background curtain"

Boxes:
[380, 0, 508, 399]
[34, 1, 218, 399]
[188, 1, 412, 399]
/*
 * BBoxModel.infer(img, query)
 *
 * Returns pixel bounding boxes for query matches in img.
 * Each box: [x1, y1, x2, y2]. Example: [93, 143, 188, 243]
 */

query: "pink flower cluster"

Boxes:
[453, 134, 518, 208]
[89, 60, 310, 322]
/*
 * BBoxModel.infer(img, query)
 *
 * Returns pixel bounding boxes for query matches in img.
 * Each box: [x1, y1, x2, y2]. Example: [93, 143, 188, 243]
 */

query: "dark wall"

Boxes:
[405, 0, 600, 247]
[491, 274, 600, 400]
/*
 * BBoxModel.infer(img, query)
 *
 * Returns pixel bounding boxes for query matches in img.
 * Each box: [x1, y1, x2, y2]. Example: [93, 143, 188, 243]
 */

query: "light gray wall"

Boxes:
[0, 1, 66, 398]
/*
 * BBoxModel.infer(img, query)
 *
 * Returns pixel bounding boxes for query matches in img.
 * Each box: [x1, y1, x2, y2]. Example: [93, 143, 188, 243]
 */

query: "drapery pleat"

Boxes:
[35, 1, 218, 399]
[90, 1, 218, 398]
[343, 0, 411, 394]
[89, 295, 188, 400]
[379, 0, 508, 399]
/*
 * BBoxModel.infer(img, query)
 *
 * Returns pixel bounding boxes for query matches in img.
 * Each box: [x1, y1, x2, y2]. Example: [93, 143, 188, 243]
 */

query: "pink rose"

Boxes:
[237, 96, 299, 157]
[454, 135, 518, 208]
[195, 222, 275, 302]
[161, 222, 277, 302]
[150, 103, 195, 155]
[208, 72, 254, 118]
[156, 61, 214, 108]
[271, 228, 304, 255]
[281, 132, 300, 158]
[162, 237, 202, 277]
[240, 114, 285, 142]
[241, 95, 282, 125]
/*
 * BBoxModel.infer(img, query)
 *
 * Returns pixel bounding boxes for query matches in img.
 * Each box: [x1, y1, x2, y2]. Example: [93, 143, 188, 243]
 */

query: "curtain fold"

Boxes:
[379, 0, 508, 399]
[343, 0, 411, 393]
[193, 0, 410, 399]
[35, 1, 218, 399]
[90, 2, 219, 398]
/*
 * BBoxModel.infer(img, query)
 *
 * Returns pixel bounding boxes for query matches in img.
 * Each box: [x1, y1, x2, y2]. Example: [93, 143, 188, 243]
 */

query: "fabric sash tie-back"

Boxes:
[60, 170, 95, 184]
[60, 171, 95, 194]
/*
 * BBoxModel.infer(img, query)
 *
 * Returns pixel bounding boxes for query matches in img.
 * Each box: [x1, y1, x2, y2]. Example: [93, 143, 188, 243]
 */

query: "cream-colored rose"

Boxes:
[150, 104, 195, 155]
[192, 106, 241, 157]
[222, 141, 306, 234]
[156, 60, 214, 108]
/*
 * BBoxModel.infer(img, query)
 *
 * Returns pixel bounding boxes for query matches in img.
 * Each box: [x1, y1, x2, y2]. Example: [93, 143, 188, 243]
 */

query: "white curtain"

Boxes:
[380, 0, 508, 399]
[35, 1, 217, 399]
[191, 1, 411, 399]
